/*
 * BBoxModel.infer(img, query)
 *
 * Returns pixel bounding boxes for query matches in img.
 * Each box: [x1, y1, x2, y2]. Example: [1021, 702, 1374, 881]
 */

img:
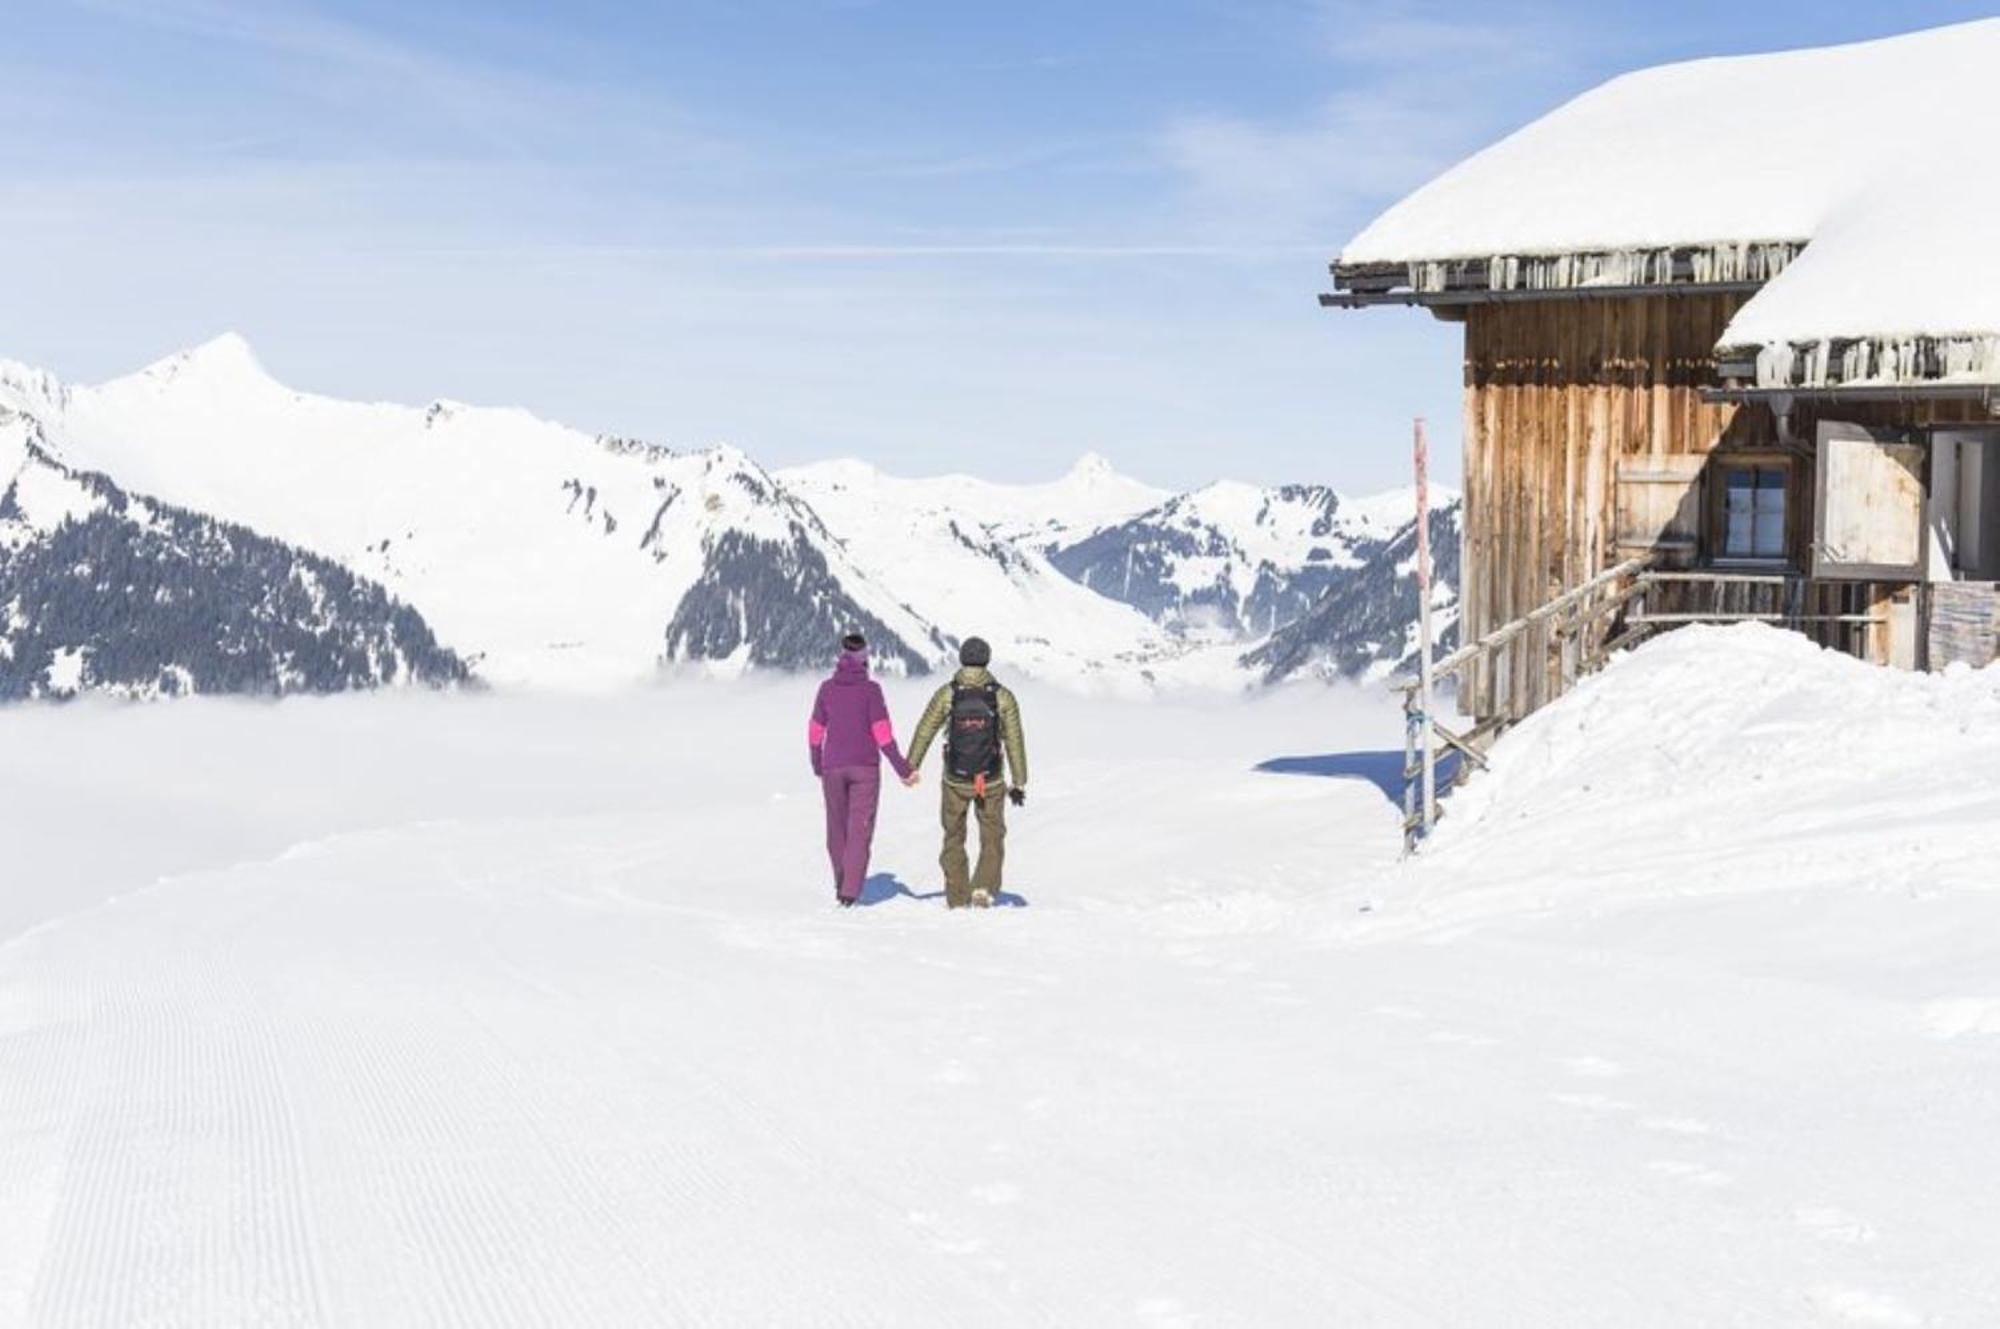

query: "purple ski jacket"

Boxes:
[809, 650, 913, 779]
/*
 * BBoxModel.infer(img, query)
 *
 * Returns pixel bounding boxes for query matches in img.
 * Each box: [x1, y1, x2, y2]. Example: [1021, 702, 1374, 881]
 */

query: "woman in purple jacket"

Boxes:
[809, 632, 917, 906]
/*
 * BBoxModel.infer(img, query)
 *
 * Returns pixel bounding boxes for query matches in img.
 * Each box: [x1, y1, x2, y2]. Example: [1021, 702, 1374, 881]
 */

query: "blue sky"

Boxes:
[5, 1, 1993, 491]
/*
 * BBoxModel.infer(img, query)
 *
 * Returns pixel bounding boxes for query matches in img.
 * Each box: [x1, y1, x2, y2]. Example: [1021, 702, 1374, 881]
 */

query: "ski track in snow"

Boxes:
[4, 629, 2000, 1324]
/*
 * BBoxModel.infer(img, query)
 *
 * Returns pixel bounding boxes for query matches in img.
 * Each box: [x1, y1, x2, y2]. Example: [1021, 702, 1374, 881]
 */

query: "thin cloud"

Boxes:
[1157, 0, 1596, 245]
[355, 242, 1331, 261]
[1160, 88, 1482, 238]
[54, 0, 731, 166]
[1319, 1, 1574, 66]
[838, 137, 1133, 182]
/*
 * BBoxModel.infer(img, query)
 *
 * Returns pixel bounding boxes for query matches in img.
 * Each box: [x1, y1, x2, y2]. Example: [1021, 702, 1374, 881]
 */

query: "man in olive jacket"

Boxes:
[906, 637, 1029, 908]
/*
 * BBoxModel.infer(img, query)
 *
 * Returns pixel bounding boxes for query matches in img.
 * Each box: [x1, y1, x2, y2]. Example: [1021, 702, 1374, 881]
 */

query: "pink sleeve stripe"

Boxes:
[808, 721, 827, 746]
[871, 719, 895, 747]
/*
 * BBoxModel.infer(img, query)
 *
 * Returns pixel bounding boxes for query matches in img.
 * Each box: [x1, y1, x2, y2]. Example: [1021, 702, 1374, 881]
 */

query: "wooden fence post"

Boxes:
[1415, 418, 1437, 837]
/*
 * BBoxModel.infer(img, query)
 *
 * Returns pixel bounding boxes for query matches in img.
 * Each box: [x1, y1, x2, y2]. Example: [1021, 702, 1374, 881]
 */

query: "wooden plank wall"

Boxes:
[1459, 295, 1992, 720]
[1461, 294, 1766, 719]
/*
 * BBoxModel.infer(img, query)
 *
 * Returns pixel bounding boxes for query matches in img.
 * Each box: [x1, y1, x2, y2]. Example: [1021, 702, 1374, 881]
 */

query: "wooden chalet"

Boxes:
[1325, 21, 2000, 734]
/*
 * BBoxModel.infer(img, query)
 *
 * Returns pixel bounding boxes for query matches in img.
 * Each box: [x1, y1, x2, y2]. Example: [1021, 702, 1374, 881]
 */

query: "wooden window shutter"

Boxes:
[1813, 421, 1926, 581]
[1616, 456, 1705, 567]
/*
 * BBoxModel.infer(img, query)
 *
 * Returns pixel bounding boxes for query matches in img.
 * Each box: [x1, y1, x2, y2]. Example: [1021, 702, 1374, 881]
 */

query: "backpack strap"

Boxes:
[981, 682, 1002, 777]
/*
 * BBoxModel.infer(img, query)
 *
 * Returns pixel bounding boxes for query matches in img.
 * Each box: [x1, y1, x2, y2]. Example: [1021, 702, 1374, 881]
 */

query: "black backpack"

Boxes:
[944, 681, 1004, 781]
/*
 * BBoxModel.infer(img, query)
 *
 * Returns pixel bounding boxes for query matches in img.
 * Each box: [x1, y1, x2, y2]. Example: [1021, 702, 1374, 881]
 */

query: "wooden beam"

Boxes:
[1395, 555, 1651, 690]
[1642, 570, 1797, 585]
[1625, 612, 1878, 625]
[1322, 281, 1769, 311]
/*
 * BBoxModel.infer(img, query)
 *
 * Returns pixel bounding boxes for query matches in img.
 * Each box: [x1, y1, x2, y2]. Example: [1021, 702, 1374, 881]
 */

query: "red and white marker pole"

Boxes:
[1414, 417, 1436, 835]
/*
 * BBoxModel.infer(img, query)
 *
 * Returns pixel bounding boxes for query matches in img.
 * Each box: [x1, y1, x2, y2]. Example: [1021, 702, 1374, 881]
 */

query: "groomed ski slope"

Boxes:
[3, 625, 1998, 1326]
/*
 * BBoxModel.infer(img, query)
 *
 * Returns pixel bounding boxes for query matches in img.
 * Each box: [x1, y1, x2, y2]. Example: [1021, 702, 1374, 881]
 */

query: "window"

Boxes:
[1721, 463, 1787, 561]
[1931, 429, 2000, 580]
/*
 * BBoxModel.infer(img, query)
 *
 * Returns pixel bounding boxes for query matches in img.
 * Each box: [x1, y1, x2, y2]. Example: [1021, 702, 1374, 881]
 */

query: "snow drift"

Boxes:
[1399, 623, 2000, 923]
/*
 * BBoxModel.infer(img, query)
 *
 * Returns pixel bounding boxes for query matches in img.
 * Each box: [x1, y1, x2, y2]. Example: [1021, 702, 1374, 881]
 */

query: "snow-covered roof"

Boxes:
[1717, 169, 2000, 389]
[1333, 20, 2000, 389]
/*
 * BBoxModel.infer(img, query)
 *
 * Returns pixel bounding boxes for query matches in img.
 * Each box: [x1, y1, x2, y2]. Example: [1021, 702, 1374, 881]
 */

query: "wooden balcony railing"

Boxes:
[1394, 560, 1883, 849]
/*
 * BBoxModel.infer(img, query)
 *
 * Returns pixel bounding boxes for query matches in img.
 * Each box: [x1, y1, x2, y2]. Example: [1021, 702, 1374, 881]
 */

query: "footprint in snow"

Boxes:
[1795, 1206, 1878, 1245]
[1647, 1158, 1733, 1188]
[1426, 1029, 1499, 1047]
[1551, 1091, 1636, 1113]
[906, 1210, 986, 1257]
[1258, 982, 1309, 1008]
[1806, 1285, 1922, 1326]
[1135, 1296, 1196, 1328]
[931, 1236, 985, 1255]
[1639, 1115, 1715, 1137]
[1920, 997, 2000, 1040]
[1561, 1054, 1626, 1078]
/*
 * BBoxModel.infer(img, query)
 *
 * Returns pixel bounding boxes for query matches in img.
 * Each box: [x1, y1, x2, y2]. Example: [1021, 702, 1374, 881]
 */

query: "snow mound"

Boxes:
[1404, 624, 2000, 918]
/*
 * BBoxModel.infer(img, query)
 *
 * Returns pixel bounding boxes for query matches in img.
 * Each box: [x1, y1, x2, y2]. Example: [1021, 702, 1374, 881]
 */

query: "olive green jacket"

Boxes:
[907, 666, 1028, 790]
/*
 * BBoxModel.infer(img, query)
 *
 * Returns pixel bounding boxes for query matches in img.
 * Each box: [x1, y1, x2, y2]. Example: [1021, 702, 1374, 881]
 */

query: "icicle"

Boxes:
[1427, 241, 1803, 296]
[1751, 333, 2000, 389]
[1755, 342, 1792, 388]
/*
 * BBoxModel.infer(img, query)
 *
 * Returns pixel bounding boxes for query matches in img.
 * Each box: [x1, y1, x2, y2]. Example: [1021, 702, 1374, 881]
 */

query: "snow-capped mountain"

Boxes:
[0, 409, 466, 699]
[1049, 480, 1455, 641]
[1241, 501, 1462, 684]
[779, 456, 1176, 684]
[4, 336, 942, 686]
[0, 335, 1461, 698]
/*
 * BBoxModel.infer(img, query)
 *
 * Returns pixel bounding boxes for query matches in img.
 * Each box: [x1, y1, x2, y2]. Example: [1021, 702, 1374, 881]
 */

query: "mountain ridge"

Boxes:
[0, 336, 1459, 697]
[0, 410, 468, 699]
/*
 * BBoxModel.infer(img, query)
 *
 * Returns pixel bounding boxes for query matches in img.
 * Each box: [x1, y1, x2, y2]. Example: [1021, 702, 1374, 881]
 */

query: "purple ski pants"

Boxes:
[821, 765, 882, 903]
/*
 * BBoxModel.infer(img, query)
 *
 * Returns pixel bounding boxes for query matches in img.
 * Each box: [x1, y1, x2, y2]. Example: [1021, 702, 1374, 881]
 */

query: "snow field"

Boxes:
[3, 630, 2000, 1324]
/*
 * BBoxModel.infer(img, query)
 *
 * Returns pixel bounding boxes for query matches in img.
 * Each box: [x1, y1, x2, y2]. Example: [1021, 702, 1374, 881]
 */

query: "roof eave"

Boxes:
[1701, 382, 2000, 408]
[1324, 240, 1807, 311]
[1319, 280, 1770, 310]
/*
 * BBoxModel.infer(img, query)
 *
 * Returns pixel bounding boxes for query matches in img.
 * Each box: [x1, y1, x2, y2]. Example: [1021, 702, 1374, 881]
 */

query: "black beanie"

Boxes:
[959, 637, 992, 668]
[841, 631, 866, 652]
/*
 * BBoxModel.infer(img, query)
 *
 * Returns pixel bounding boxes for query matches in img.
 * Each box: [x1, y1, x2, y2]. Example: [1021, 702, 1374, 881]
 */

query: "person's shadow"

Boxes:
[856, 873, 1029, 908]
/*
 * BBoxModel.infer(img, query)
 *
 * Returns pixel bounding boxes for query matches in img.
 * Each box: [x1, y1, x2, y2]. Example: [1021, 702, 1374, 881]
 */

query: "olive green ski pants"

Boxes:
[939, 780, 1006, 907]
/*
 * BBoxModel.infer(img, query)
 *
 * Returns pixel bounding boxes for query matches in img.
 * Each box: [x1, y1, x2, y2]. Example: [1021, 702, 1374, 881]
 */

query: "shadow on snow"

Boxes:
[855, 873, 1029, 909]
[1255, 749, 1461, 807]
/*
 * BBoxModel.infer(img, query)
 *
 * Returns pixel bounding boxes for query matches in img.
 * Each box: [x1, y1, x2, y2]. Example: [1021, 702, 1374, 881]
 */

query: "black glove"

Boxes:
[1008, 787, 1026, 808]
